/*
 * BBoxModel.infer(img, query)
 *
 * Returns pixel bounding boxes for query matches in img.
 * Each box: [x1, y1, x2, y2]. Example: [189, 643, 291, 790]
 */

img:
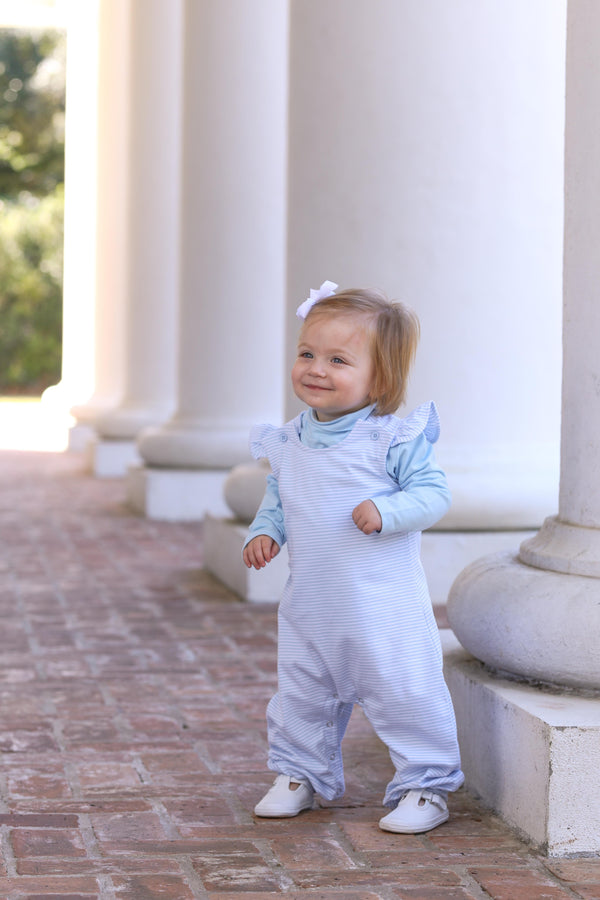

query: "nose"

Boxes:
[307, 357, 326, 376]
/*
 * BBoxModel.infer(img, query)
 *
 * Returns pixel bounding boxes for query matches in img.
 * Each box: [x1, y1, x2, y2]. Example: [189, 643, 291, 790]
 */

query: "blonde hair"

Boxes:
[303, 288, 420, 415]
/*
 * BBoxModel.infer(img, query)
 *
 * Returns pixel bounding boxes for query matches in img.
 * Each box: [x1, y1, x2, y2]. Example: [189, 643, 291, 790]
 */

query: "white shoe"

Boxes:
[254, 774, 315, 818]
[379, 789, 448, 834]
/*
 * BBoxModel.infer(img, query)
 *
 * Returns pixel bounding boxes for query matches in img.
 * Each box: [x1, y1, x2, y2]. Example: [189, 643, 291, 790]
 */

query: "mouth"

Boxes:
[303, 383, 331, 392]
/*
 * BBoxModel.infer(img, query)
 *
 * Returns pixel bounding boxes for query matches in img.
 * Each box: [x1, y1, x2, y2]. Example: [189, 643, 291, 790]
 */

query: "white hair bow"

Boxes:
[296, 280, 339, 319]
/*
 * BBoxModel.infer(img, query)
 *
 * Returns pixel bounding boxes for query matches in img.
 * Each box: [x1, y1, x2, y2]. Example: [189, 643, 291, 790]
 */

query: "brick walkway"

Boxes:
[0, 447, 598, 899]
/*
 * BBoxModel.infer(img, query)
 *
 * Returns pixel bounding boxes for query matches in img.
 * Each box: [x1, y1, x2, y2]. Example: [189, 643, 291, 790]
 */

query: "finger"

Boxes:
[258, 539, 274, 564]
[244, 543, 265, 569]
[253, 545, 267, 567]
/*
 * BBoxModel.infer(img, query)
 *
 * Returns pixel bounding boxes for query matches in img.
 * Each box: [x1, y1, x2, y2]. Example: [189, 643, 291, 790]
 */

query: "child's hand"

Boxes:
[352, 499, 382, 535]
[243, 535, 281, 569]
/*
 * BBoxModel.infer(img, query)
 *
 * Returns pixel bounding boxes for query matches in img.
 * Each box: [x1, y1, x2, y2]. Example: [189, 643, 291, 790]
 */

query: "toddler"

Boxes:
[243, 281, 463, 833]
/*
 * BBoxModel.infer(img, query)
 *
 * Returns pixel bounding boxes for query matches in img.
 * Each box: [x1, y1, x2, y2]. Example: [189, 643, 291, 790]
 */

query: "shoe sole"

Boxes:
[379, 809, 449, 833]
[254, 802, 313, 818]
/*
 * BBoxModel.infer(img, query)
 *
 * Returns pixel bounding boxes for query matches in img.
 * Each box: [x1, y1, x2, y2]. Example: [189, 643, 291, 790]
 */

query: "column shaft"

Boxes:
[70, 0, 130, 427]
[559, 0, 600, 528]
[95, 0, 182, 441]
[445, 6, 600, 855]
[137, 0, 288, 471]
[285, 0, 564, 531]
[519, 0, 600, 577]
[448, 0, 600, 689]
[44, 0, 99, 418]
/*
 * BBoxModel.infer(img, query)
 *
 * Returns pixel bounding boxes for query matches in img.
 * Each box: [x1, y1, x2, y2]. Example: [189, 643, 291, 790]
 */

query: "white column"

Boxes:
[286, 0, 564, 520]
[446, 0, 600, 855]
[129, 0, 288, 519]
[42, 0, 99, 448]
[69, 0, 129, 434]
[218, 0, 565, 603]
[519, 0, 600, 578]
[91, 0, 182, 476]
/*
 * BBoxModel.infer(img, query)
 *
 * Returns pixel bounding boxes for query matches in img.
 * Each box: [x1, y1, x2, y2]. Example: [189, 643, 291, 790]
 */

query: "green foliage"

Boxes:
[0, 28, 65, 394]
[0, 28, 65, 199]
[0, 187, 63, 393]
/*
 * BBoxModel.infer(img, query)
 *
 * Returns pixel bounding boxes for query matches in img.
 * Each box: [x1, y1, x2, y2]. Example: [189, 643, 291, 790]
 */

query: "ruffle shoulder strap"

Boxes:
[249, 423, 277, 460]
[389, 401, 441, 445]
[249, 417, 301, 471]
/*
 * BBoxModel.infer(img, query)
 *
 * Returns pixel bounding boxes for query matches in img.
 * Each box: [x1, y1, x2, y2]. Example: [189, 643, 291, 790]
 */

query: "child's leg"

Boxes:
[265, 612, 354, 801]
[371, 682, 464, 808]
[358, 614, 463, 807]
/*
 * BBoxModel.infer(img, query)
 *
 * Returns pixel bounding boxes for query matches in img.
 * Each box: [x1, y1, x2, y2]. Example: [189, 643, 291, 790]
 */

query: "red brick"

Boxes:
[359, 850, 453, 869]
[270, 834, 357, 870]
[111, 874, 197, 899]
[293, 868, 462, 889]
[0, 875, 98, 894]
[61, 719, 122, 745]
[75, 761, 143, 792]
[207, 894, 384, 900]
[0, 729, 59, 753]
[571, 889, 600, 900]
[390, 890, 481, 900]
[6, 769, 72, 799]
[191, 849, 286, 892]
[88, 810, 169, 843]
[340, 820, 425, 852]
[17, 857, 183, 876]
[11, 828, 87, 858]
[138, 750, 209, 774]
[470, 866, 576, 899]
[0, 814, 79, 827]
[545, 859, 600, 883]
[428, 833, 523, 853]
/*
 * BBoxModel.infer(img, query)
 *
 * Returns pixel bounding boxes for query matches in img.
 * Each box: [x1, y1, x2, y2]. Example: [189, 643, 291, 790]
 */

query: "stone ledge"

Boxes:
[87, 438, 141, 478]
[445, 649, 600, 856]
[203, 514, 289, 602]
[127, 466, 230, 521]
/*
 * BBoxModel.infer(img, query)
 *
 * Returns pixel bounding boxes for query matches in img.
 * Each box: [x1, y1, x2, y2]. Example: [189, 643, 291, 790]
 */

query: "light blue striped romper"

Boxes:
[248, 403, 464, 807]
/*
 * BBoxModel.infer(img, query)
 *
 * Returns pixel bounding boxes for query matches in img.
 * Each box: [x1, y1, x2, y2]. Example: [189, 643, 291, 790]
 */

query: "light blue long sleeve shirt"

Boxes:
[246, 404, 451, 549]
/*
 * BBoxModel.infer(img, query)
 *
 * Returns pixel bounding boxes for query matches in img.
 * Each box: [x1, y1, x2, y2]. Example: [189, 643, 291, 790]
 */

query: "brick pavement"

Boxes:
[0, 447, 598, 899]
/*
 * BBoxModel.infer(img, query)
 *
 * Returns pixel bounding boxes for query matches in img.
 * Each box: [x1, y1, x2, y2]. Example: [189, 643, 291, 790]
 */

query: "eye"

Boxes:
[331, 356, 346, 365]
[299, 350, 313, 359]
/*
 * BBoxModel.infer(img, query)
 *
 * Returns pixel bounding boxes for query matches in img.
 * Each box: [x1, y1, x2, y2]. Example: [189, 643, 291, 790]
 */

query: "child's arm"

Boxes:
[242, 472, 286, 569]
[357, 434, 451, 535]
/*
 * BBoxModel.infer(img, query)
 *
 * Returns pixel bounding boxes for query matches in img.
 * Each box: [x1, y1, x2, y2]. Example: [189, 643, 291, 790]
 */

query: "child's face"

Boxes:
[292, 313, 375, 421]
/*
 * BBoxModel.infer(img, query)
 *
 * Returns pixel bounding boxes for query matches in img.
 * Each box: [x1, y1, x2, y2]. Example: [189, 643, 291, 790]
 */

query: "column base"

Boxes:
[127, 465, 230, 521]
[94, 404, 173, 442]
[87, 438, 142, 478]
[447, 551, 600, 689]
[445, 649, 600, 856]
[203, 514, 289, 602]
[421, 530, 535, 608]
[520, 515, 600, 577]
[67, 423, 96, 453]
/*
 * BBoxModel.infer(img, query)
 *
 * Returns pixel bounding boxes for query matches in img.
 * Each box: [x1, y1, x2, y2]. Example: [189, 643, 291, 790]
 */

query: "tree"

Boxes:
[0, 28, 65, 394]
[0, 28, 65, 199]
[0, 187, 63, 393]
